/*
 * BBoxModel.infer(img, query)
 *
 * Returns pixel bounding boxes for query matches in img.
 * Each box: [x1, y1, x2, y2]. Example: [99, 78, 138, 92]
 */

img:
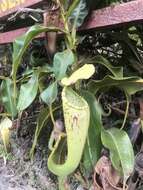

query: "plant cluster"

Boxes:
[0, 0, 142, 190]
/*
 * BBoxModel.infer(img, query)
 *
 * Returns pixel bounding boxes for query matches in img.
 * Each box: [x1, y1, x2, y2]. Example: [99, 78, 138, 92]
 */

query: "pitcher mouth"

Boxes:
[62, 87, 88, 110]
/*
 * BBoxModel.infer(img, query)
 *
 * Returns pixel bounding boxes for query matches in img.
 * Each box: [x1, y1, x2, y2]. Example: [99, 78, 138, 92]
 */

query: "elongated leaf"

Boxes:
[53, 49, 75, 80]
[88, 75, 143, 95]
[68, 0, 88, 28]
[61, 64, 95, 86]
[17, 71, 39, 111]
[101, 128, 134, 182]
[0, 117, 12, 152]
[93, 55, 123, 78]
[1, 78, 17, 118]
[82, 91, 102, 173]
[40, 82, 58, 106]
[88, 75, 143, 129]
[12, 25, 66, 85]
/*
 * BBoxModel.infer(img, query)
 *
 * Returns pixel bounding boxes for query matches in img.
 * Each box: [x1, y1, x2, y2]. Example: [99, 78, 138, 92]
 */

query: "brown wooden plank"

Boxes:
[0, 0, 44, 18]
[81, 0, 143, 30]
[1, 0, 143, 44]
[0, 27, 44, 44]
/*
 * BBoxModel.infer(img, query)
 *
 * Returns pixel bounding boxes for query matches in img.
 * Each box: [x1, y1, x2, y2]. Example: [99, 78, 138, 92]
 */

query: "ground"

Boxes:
[0, 120, 57, 190]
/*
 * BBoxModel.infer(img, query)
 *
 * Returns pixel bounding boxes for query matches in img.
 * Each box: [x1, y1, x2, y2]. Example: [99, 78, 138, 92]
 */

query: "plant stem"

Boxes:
[120, 93, 130, 130]
[56, 0, 74, 49]
[49, 104, 55, 126]
[58, 176, 70, 190]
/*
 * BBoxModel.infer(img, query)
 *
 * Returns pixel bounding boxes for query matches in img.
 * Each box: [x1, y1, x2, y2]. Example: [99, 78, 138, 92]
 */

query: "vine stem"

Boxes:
[120, 93, 130, 130]
[56, 0, 74, 49]
[49, 104, 55, 126]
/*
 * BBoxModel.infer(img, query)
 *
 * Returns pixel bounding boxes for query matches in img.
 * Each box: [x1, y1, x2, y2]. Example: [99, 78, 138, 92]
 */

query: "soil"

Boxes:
[0, 121, 57, 190]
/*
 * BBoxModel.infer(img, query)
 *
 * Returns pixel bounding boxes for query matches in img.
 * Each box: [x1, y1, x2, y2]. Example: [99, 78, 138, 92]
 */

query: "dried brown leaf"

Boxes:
[93, 156, 123, 190]
[135, 152, 143, 178]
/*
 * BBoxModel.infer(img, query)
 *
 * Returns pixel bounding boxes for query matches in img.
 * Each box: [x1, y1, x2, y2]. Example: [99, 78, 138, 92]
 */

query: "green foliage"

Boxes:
[101, 128, 134, 185]
[0, 144, 14, 163]
[68, 0, 88, 28]
[1, 78, 17, 118]
[0, 1, 140, 189]
[40, 82, 58, 106]
[12, 25, 66, 98]
[88, 75, 142, 96]
[88, 74, 143, 130]
[17, 71, 39, 111]
[93, 55, 123, 78]
[82, 91, 102, 173]
[53, 49, 75, 80]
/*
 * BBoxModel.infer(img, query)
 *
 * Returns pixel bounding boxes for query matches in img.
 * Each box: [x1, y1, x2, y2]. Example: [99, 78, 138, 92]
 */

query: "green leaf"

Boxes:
[88, 75, 143, 95]
[61, 64, 95, 86]
[40, 82, 58, 105]
[53, 49, 75, 80]
[68, 0, 88, 28]
[88, 75, 143, 129]
[82, 91, 102, 173]
[1, 78, 17, 118]
[12, 25, 66, 88]
[17, 71, 39, 112]
[101, 128, 134, 182]
[93, 55, 123, 78]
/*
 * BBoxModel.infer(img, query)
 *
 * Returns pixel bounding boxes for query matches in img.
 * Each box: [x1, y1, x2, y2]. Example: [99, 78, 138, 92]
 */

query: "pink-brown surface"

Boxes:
[0, 0, 143, 44]
[81, 0, 143, 30]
